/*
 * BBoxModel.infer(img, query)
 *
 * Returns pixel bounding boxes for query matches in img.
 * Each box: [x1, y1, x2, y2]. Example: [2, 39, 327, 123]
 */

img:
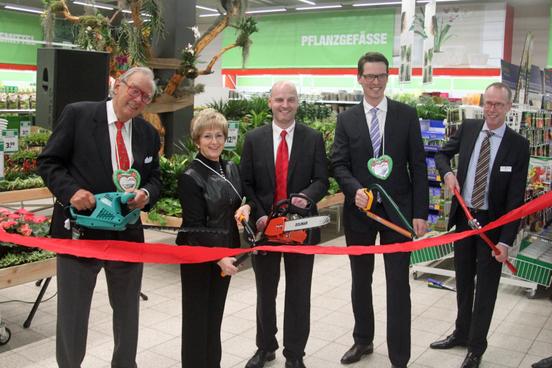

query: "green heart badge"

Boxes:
[367, 154, 393, 180]
[113, 169, 141, 192]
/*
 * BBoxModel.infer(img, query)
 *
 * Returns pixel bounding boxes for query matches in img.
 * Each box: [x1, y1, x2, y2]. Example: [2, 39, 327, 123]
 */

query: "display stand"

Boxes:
[0, 187, 54, 330]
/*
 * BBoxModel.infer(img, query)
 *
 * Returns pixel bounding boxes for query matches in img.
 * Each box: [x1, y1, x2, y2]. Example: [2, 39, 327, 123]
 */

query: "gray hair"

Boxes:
[116, 67, 157, 95]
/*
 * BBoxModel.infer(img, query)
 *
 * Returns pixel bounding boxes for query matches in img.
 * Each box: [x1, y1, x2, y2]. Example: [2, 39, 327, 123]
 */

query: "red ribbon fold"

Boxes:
[1, 191, 550, 264]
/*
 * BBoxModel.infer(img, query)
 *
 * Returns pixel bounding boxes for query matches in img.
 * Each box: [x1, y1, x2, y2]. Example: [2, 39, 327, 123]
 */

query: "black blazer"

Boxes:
[331, 98, 429, 231]
[435, 119, 529, 245]
[38, 101, 162, 240]
[240, 122, 329, 244]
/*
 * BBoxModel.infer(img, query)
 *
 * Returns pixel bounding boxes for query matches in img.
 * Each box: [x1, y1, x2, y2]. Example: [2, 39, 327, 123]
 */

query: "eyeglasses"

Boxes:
[361, 73, 389, 82]
[121, 80, 153, 104]
[484, 101, 506, 109]
[201, 132, 226, 142]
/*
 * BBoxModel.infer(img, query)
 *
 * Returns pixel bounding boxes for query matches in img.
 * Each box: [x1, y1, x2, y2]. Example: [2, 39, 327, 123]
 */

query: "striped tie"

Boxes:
[369, 107, 381, 157]
[471, 130, 493, 209]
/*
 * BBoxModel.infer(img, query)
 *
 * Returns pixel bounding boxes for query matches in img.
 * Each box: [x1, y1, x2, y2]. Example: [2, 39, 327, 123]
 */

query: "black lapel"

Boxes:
[458, 120, 484, 183]
[91, 102, 113, 179]
[383, 99, 397, 157]
[263, 125, 276, 189]
[352, 102, 373, 156]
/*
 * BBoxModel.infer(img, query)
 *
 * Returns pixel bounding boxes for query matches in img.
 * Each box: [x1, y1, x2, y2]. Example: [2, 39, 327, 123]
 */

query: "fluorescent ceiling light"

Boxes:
[418, 0, 463, 2]
[121, 9, 131, 13]
[199, 13, 222, 17]
[246, 8, 287, 14]
[298, 0, 316, 4]
[353, 1, 401, 6]
[196, 5, 218, 12]
[73, 1, 114, 10]
[297, 5, 342, 10]
[4, 4, 43, 14]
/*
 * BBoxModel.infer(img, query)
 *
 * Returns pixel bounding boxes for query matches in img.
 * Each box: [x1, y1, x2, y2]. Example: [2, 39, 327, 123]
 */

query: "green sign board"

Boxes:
[222, 9, 395, 69]
[0, 10, 43, 65]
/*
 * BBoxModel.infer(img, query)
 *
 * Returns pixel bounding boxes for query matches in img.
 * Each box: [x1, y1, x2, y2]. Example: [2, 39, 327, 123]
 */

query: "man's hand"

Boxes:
[70, 189, 96, 211]
[413, 218, 428, 238]
[127, 189, 149, 210]
[256, 215, 268, 232]
[354, 188, 369, 210]
[217, 257, 239, 276]
[291, 194, 308, 209]
[493, 242, 509, 263]
[443, 172, 461, 194]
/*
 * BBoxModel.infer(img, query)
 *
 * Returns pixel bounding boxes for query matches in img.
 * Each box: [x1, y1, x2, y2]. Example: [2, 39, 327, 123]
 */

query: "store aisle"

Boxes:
[0, 230, 551, 368]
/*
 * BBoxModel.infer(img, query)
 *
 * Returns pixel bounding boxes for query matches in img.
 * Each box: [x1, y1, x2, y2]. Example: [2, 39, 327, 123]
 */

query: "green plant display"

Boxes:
[21, 130, 51, 148]
[416, 96, 449, 120]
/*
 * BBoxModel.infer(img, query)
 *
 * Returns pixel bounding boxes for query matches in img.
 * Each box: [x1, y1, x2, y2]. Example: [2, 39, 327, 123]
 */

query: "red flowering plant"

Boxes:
[0, 207, 53, 268]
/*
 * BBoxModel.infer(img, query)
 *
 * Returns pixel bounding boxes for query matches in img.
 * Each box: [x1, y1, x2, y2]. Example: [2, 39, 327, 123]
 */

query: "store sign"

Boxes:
[2, 129, 18, 152]
[0, 10, 43, 65]
[225, 121, 239, 150]
[399, 0, 415, 82]
[422, 0, 436, 84]
[222, 9, 395, 69]
[20, 120, 31, 137]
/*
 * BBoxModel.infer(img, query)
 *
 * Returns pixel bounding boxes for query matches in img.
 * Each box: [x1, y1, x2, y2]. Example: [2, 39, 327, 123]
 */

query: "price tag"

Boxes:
[0, 141, 4, 180]
[2, 129, 18, 152]
[224, 121, 239, 150]
[20, 121, 31, 137]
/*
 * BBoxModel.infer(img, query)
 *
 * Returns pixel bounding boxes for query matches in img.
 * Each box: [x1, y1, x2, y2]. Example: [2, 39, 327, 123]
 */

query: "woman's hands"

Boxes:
[234, 204, 251, 225]
[217, 257, 239, 276]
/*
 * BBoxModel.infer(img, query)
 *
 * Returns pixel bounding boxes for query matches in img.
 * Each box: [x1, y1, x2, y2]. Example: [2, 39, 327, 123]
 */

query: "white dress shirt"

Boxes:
[106, 100, 134, 172]
[272, 121, 295, 163]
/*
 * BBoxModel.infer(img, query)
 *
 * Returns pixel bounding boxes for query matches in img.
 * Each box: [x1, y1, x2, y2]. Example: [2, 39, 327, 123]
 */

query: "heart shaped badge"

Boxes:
[367, 154, 393, 180]
[113, 169, 141, 192]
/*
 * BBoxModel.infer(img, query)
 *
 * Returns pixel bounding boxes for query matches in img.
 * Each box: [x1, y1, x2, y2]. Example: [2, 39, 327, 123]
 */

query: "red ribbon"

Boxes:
[1, 191, 550, 264]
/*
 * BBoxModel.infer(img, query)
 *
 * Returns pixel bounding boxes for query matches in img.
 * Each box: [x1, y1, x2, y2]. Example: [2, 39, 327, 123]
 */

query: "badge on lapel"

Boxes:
[113, 169, 141, 192]
[367, 155, 393, 180]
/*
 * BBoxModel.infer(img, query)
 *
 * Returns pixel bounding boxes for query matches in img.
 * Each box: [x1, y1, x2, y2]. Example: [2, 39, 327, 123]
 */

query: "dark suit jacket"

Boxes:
[240, 122, 329, 244]
[38, 101, 161, 241]
[331, 98, 428, 231]
[435, 119, 529, 246]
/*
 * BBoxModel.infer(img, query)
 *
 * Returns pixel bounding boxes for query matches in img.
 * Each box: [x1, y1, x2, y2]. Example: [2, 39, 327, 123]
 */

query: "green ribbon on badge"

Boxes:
[367, 154, 393, 180]
[113, 169, 141, 192]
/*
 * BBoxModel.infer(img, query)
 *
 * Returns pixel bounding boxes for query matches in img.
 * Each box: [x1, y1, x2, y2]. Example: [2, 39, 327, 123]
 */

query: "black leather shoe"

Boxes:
[245, 349, 276, 368]
[340, 343, 374, 364]
[430, 334, 467, 349]
[460, 352, 481, 368]
[533, 356, 552, 368]
[285, 358, 306, 368]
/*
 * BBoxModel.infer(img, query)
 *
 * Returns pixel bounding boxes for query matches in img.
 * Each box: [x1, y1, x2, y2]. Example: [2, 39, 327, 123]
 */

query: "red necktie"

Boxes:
[115, 121, 130, 171]
[274, 130, 289, 203]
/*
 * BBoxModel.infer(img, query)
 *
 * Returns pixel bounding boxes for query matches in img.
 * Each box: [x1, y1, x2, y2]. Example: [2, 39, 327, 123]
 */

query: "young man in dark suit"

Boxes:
[240, 80, 329, 368]
[430, 82, 529, 368]
[331, 52, 428, 368]
[38, 67, 161, 368]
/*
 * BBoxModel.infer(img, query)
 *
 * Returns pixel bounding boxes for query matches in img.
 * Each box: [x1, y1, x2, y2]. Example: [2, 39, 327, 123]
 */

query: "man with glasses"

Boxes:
[38, 67, 161, 368]
[430, 82, 529, 368]
[331, 52, 428, 368]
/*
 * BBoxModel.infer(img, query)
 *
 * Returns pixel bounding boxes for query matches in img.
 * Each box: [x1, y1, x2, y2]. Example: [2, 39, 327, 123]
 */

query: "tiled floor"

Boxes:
[0, 229, 551, 368]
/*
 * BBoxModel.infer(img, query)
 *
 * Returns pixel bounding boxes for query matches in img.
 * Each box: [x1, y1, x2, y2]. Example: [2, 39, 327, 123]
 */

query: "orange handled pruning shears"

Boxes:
[361, 188, 414, 239]
[453, 188, 517, 274]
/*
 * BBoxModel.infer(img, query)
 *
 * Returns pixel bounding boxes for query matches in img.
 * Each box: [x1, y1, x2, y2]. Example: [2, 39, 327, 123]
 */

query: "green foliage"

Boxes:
[158, 153, 190, 199]
[21, 131, 51, 148]
[148, 197, 182, 224]
[297, 101, 332, 123]
[0, 176, 44, 191]
[416, 96, 449, 120]
[0, 250, 55, 268]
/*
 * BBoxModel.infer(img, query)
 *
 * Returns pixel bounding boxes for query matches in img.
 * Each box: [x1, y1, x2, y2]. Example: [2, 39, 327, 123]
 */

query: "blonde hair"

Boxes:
[190, 108, 228, 144]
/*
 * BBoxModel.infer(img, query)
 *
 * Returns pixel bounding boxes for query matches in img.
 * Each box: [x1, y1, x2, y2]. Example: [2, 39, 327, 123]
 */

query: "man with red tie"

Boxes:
[240, 80, 329, 368]
[38, 67, 161, 368]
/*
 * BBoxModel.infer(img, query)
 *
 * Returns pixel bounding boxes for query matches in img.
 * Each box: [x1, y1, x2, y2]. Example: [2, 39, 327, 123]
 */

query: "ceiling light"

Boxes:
[199, 13, 222, 17]
[353, 1, 401, 6]
[297, 5, 342, 10]
[298, 0, 316, 4]
[73, 1, 114, 10]
[121, 9, 131, 13]
[246, 8, 287, 14]
[196, 5, 219, 12]
[4, 4, 43, 14]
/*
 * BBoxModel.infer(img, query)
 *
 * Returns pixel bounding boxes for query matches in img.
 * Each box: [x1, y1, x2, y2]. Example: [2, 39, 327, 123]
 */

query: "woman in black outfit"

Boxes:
[176, 108, 251, 368]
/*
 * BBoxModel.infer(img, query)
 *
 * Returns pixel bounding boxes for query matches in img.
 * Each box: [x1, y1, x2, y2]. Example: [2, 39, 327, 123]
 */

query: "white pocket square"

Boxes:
[144, 156, 153, 164]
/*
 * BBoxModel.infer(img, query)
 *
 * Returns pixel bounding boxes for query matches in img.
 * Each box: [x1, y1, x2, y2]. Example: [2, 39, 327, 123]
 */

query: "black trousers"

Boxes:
[453, 211, 502, 356]
[56, 254, 143, 368]
[180, 262, 231, 368]
[345, 226, 411, 368]
[252, 252, 314, 359]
